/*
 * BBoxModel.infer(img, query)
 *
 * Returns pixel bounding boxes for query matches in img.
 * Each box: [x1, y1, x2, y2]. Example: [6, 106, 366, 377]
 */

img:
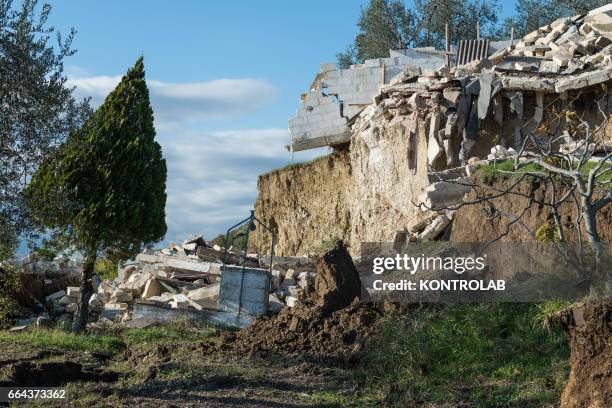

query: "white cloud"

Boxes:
[160, 128, 324, 243]
[67, 69, 324, 245]
[68, 75, 278, 123]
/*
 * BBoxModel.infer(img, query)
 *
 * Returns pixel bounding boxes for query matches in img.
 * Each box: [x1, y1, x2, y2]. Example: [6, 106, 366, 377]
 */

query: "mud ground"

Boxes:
[0, 335, 355, 407]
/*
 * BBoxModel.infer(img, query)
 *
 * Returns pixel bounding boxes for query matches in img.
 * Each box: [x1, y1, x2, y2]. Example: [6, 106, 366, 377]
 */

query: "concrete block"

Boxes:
[268, 294, 284, 314]
[142, 279, 162, 299]
[45, 290, 65, 302]
[105, 302, 128, 311]
[187, 283, 220, 302]
[66, 287, 81, 297]
[286, 296, 299, 308]
[112, 291, 133, 303]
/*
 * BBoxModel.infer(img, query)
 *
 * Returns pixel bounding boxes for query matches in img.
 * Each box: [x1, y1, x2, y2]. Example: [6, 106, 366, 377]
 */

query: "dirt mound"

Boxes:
[214, 240, 379, 360]
[216, 299, 380, 360]
[559, 300, 612, 408]
[4, 361, 119, 386]
[315, 240, 361, 313]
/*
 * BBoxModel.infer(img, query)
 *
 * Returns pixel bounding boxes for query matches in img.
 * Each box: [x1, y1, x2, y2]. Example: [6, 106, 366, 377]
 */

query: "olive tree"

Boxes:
[0, 0, 91, 259]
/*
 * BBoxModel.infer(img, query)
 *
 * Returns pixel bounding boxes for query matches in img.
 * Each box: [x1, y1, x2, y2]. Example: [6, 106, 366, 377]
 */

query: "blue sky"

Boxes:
[45, 0, 518, 245]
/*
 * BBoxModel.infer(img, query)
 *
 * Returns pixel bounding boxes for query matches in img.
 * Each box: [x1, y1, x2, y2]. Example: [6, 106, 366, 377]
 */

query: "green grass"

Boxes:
[0, 319, 215, 356]
[121, 320, 215, 347]
[260, 154, 331, 177]
[0, 329, 125, 355]
[477, 159, 612, 184]
[347, 303, 570, 407]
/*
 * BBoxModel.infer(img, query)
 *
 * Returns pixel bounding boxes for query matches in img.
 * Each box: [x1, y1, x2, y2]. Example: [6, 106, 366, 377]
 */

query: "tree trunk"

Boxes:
[581, 200, 610, 295]
[72, 250, 96, 333]
[582, 201, 603, 256]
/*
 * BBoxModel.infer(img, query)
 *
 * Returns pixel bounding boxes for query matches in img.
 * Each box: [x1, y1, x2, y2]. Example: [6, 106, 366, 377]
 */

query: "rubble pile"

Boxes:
[38, 235, 317, 328]
[498, 7, 612, 75]
[344, 5, 612, 245]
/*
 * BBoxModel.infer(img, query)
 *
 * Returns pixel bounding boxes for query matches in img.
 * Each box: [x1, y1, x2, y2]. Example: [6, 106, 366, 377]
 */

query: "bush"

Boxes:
[95, 258, 117, 281]
[0, 264, 25, 326]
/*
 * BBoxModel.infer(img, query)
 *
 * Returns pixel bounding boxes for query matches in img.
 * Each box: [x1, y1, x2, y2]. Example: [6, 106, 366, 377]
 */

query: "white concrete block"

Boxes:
[365, 58, 382, 67]
[320, 62, 336, 72]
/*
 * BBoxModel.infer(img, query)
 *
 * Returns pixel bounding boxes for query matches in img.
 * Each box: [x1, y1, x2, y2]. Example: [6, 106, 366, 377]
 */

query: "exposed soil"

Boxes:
[314, 240, 362, 313]
[3, 360, 119, 387]
[559, 300, 612, 408]
[212, 240, 381, 362]
[451, 174, 612, 244]
[214, 299, 381, 363]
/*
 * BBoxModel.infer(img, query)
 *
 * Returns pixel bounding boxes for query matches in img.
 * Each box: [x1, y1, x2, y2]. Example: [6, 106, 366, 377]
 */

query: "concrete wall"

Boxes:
[289, 48, 446, 152]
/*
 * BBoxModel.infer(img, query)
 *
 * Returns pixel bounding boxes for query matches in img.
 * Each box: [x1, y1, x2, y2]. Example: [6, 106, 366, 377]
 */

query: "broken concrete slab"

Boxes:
[555, 67, 612, 92]
[136, 253, 222, 275]
[45, 290, 65, 302]
[418, 179, 471, 210]
[132, 301, 252, 328]
[186, 283, 220, 302]
[141, 279, 162, 299]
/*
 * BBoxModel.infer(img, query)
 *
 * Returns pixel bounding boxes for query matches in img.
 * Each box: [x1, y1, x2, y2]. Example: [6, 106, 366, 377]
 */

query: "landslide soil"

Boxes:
[559, 300, 612, 408]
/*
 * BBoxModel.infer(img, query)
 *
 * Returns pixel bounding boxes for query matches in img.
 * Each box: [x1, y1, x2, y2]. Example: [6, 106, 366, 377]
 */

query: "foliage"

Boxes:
[0, 263, 24, 326]
[26, 57, 166, 332]
[337, 0, 500, 67]
[26, 57, 167, 256]
[533, 300, 572, 331]
[349, 304, 569, 406]
[210, 224, 249, 251]
[501, 0, 608, 37]
[415, 0, 500, 48]
[535, 223, 561, 243]
[94, 258, 117, 281]
[337, 0, 418, 67]
[27, 229, 76, 261]
[0, 321, 215, 355]
[0, 0, 91, 260]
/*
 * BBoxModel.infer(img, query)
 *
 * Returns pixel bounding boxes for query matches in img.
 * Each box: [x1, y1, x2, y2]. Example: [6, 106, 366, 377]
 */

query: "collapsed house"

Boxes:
[21, 236, 316, 330]
[252, 4, 612, 256]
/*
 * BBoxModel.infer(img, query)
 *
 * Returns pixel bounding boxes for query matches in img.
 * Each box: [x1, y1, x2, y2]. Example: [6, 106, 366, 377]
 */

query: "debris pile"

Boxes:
[37, 235, 318, 328]
[498, 8, 612, 75]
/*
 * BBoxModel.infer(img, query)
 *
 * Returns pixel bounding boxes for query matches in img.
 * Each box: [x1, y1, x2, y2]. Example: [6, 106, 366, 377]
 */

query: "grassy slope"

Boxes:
[0, 305, 570, 407]
[312, 303, 569, 407]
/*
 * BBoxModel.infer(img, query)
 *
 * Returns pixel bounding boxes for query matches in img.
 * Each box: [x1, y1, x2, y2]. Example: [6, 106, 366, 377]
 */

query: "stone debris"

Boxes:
[32, 234, 318, 328]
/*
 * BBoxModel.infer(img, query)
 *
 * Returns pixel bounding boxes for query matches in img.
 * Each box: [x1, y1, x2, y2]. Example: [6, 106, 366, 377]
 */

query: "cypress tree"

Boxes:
[26, 57, 167, 332]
